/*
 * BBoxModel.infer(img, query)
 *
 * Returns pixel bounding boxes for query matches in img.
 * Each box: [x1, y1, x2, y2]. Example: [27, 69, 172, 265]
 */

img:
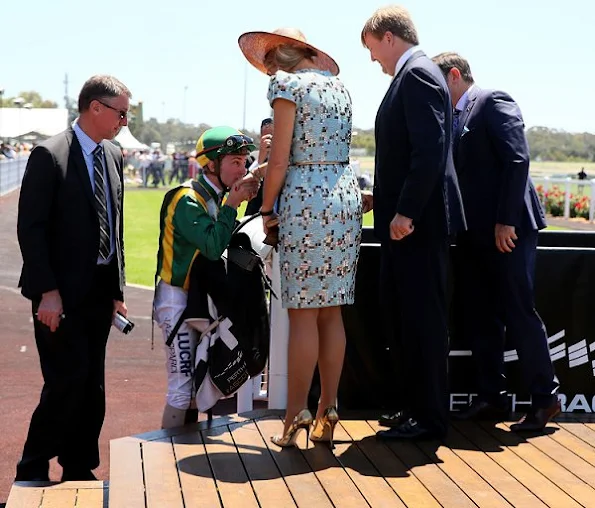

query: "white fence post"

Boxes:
[564, 177, 571, 219]
[267, 251, 289, 410]
[590, 179, 595, 223]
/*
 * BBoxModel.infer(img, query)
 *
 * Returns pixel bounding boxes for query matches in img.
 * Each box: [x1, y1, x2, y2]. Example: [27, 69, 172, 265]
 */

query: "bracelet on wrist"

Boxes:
[260, 209, 274, 216]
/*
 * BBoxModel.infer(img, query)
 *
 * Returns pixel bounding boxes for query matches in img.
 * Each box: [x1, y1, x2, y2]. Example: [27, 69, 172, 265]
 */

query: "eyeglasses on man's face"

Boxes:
[96, 99, 128, 121]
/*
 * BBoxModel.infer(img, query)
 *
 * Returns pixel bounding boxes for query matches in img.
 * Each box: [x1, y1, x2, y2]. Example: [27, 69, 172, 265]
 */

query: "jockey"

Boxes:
[153, 126, 259, 428]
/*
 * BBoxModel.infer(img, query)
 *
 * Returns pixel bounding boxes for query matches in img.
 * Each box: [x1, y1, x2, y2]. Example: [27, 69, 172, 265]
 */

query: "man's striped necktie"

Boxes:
[92, 145, 111, 261]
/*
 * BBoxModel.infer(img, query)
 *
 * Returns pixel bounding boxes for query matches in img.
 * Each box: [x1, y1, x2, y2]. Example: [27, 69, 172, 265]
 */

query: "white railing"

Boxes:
[0, 156, 28, 196]
[532, 176, 595, 222]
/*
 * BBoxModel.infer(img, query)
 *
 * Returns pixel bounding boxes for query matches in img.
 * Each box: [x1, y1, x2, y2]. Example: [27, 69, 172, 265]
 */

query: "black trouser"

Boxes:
[456, 229, 559, 409]
[379, 237, 449, 436]
[16, 264, 115, 479]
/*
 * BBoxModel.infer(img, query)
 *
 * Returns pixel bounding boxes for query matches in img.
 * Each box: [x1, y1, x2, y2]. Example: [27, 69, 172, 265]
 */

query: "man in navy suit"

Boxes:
[433, 52, 560, 431]
[361, 6, 465, 440]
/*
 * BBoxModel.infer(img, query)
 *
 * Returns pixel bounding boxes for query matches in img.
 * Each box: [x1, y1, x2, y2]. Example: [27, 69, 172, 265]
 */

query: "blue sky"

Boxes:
[2, 0, 592, 133]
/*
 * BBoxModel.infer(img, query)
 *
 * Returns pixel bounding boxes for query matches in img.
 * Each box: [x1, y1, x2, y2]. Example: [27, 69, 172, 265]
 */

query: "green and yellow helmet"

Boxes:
[195, 126, 256, 168]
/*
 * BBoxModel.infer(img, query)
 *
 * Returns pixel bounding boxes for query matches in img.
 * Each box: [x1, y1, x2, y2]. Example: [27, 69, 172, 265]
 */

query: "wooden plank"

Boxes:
[446, 425, 546, 508]
[40, 488, 77, 508]
[501, 421, 595, 488]
[292, 418, 368, 508]
[5, 484, 44, 508]
[143, 438, 185, 508]
[228, 420, 296, 507]
[454, 421, 581, 508]
[559, 421, 595, 449]
[332, 420, 406, 507]
[255, 417, 333, 508]
[75, 486, 105, 507]
[108, 438, 146, 508]
[548, 423, 595, 467]
[201, 424, 260, 508]
[367, 421, 476, 507]
[415, 439, 510, 507]
[47, 481, 104, 490]
[482, 421, 595, 506]
[341, 420, 440, 508]
[172, 430, 222, 508]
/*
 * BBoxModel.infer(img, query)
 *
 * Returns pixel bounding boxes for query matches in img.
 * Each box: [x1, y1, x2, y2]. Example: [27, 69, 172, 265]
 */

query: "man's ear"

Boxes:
[450, 67, 462, 82]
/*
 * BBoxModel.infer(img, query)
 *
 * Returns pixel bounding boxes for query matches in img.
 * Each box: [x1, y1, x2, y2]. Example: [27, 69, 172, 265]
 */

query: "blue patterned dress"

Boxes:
[268, 69, 362, 309]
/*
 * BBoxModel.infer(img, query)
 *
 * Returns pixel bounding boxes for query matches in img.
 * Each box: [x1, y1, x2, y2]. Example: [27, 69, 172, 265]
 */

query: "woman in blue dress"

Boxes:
[239, 28, 362, 448]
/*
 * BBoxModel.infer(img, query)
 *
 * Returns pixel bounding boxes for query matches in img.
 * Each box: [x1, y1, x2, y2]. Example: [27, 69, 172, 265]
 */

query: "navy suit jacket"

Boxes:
[454, 86, 546, 234]
[373, 51, 465, 243]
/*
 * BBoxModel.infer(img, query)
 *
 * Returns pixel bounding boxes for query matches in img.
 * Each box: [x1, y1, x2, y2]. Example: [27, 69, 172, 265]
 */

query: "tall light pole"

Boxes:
[13, 97, 25, 144]
[242, 62, 248, 131]
[0, 87, 4, 142]
[183, 85, 188, 124]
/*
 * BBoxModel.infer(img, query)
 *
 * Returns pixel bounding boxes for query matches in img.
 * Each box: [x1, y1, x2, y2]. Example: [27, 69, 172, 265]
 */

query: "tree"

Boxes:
[1, 91, 58, 108]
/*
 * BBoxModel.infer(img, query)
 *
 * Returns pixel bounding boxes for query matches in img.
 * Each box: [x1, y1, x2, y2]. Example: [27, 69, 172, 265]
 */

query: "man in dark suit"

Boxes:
[15, 75, 131, 481]
[360, 6, 465, 440]
[433, 52, 560, 431]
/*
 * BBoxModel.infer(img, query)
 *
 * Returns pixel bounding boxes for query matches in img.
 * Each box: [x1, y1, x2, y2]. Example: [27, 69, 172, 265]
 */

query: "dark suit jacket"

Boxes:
[373, 51, 465, 243]
[454, 86, 546, 234]
[17, 127, 125, 310]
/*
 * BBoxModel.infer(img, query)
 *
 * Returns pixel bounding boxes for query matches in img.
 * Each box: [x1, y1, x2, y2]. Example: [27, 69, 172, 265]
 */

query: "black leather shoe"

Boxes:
[378, 410, 409, 427]
[376, 418, 437, 440]
[510, 399, 561, 432]
[14, 474, 50, 482]
[15, 461, 50, 482]
[453, 400, 509, 421]
[61, 469, 97, 482]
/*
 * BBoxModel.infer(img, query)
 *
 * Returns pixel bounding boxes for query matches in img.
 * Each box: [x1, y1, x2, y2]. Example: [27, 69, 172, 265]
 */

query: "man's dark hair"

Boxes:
[432, 52, 474, 83]
[261, 117, 273, 128]
[78, 75, 132, 112]
[361, 6, 419, 46]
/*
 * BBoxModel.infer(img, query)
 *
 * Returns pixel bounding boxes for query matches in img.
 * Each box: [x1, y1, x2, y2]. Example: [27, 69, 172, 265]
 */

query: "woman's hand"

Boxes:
[262, 211, 280, 246]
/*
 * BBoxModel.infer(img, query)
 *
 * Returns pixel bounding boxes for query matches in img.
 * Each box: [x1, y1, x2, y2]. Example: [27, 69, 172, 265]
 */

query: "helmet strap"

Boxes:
[213, 157, 229, 192]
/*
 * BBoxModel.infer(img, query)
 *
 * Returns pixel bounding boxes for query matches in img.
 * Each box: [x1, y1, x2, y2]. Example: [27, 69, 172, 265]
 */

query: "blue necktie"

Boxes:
[453, 109, 461, 134]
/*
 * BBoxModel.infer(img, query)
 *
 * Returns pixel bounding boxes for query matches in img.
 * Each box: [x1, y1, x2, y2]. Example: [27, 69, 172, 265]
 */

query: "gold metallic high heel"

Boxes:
[311, 406, 339, 449]
[271, 409, 313, 448]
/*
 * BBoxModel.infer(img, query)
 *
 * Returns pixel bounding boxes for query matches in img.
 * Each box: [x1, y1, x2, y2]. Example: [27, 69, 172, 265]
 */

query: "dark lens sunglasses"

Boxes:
[96, 99, 128, 121]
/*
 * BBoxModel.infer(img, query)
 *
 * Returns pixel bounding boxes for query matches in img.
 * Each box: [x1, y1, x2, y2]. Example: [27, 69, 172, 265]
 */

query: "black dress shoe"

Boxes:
[376, 418, 437, 440]
[378, 410, 409, 427]
[61, 469, 97, 482]
[14, 474, 50, 482]
[15, 461, 50, 482]
[453, 400, 509, 421]
[510, 399, 561, 432]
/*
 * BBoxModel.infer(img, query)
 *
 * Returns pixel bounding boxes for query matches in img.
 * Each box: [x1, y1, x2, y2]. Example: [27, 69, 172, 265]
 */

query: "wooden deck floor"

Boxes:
[104, 410, 595, 508]
[6, 480, 107, 508]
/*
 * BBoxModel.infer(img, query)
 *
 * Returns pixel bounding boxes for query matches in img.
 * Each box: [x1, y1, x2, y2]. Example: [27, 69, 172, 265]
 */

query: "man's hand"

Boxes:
[495, 224, 518, 253]
[37, 289, 63, 332]
[390, 213, 414, 241]
[361, 191, 374, 214]
[258, 134, 273, 163]
[226, 178, 260, 208]
[113, 300, 127, 318]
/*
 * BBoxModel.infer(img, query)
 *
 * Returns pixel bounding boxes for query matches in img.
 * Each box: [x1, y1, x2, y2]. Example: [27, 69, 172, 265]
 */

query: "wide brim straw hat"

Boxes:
[238, 28, 340, 76]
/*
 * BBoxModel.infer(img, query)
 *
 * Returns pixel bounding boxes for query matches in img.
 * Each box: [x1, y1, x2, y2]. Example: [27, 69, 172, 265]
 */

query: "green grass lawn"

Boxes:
[123, 188, 567, 286]
[123, 187, 248, 287]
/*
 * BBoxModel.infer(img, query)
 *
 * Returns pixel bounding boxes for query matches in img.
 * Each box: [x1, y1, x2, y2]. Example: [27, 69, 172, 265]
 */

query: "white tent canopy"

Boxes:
[0, 108, 68, 138]
[114, 126, 148, 151]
